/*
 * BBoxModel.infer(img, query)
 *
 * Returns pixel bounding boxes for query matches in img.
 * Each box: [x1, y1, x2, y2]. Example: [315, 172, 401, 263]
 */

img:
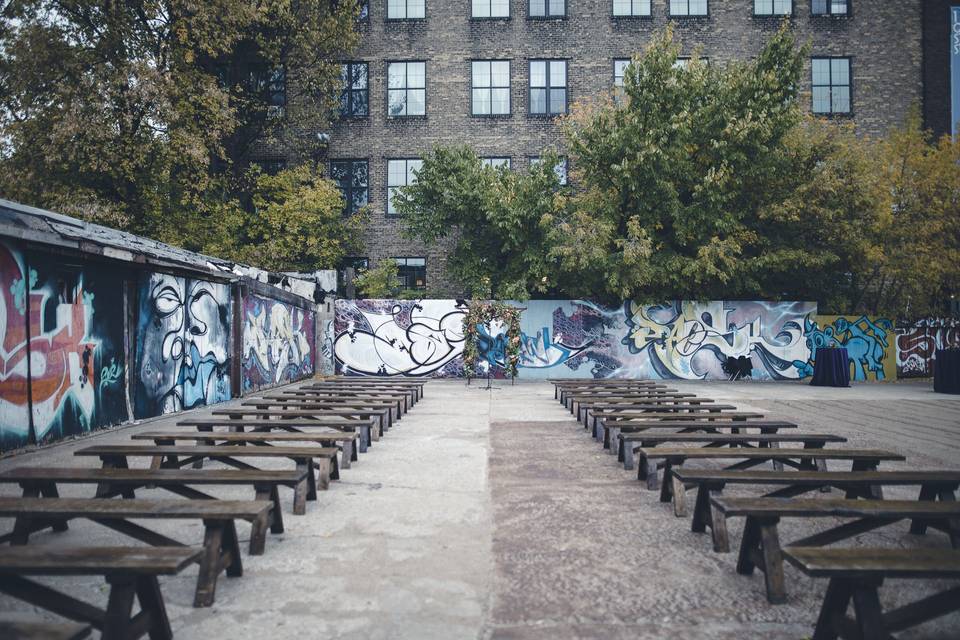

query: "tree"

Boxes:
[199, 163, 366, 273]
[0, 0, 360, 251]
[397, 145, 565, 299]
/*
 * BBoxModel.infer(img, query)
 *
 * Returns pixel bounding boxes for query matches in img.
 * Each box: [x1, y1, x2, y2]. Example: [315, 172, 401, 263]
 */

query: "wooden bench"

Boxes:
[304, 381, 423, 403]
[264, 391, 407, 415]
[179, 417, 374, 453]
[554, 383, 668, 403]
[597, 412, 768, 446]
[712, 496, 960, 604]
[0, 546, 199, 639]
[0, 466, 300, 531]
[0, 497, 273, 607]
[565, 391, 696, 409]
[571, 395, 703, 422]
[243, 398, 398, 429]
[783, 547, 960, 639]
[75, 444, 339, 514]
[135, 429, 359, 469]
[213, 408, 388, 439]
[636, 447, 906, 514]
[675, 469, 960, 552]
[614, 421, 800, 468]
[0, 621, 92, 640]
[617, 432, 845, 470]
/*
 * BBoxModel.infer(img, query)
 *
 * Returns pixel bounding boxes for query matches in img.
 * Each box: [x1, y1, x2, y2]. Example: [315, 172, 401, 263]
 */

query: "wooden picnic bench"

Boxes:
[179, 417, 374, 453]
[75, 444, 339, 514]
[570, 395, 703, 422]
[784, 547, 960, 639]
[636, 447, 906, 513]
[0, 497, 273, 607]
[265, 390, 408, 414]
[0, 621, 92, 640]
[304, 380, 424, 402]
[596, 411, 767, 446]
[617, 432, 845, 470]
[0, 466, 301, 533]
[213, 407, 389, 439]
[712, 496, 960, 604]
[243, 398, 399, 429]
[613, 421, 800, 468]
[0, 546, 199, 640]
[135, 429, 360, 469]
[554, 383, 669, 402]
[674, 469, 960, 552]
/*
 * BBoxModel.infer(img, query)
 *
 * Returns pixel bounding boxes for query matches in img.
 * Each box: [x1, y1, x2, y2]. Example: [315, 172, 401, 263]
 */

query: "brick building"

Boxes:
[315, 0, 926, 295]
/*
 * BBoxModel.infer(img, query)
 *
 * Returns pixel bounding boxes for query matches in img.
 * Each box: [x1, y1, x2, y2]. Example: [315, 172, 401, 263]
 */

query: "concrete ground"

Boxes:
[0, 379, 959, 639]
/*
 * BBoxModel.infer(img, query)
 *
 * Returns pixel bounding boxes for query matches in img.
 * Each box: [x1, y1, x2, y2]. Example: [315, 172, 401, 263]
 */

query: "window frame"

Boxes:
[613, 57, 631, 88]
[471, 60, 512, 117]
[386, 158, 423, 217]
[393, 257, 427, 291]
[339, 61, 369, 119]
[386, 0, 426, 20]
[471, 0, 511, 19]
[811, 0, 850, 17]
[810, 56, 853, 117]
[528, 0, 566, 19]
[612, 0, 652, 18]
[330, 159, 369, 216]
[386, 60, 427, 118]
[753, 0, 793, 16]
[528, 59, 569, 117]
[529, 155, 569, 186]
[482, 157, 512, 169]
[668, 0, 709, 18]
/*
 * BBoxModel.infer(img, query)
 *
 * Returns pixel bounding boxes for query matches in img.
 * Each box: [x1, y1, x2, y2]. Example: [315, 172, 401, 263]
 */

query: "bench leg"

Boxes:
[330, 454, 340, 481]
[736, 517, 761, 576]
[256, 485, 284, 535]
[606, 427, 620, 454]
[813, 578, 853, 640]
[851, 580, 889, 640]
[194, 523, 224, 607]
[306, 457, 320, 497]
[622, 442, 635, 471]
[103, 575, 137, 640]
[315, 458, 331, 491]
[709, 500, 731, 553]
[910, 483, 936, 536]
[758, 520, 787, 604]
[248, 510, 269, 557]
[691, 486, 711, 533]
[136, 575, 173, 640]
[341, 439, 353, 469]
[671, 470, 688, 518]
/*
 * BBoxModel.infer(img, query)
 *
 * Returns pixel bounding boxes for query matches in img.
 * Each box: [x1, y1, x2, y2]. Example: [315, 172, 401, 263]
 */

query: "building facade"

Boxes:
[320, 0, 924, 295]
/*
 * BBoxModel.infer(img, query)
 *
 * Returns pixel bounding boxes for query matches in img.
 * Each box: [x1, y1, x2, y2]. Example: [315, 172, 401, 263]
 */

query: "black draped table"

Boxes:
[810, 347, 850, 388]
[934, 349, 960, 394]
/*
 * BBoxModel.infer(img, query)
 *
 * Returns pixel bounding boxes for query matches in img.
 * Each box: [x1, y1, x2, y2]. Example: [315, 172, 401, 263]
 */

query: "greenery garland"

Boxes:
[462, 301, 523, 380]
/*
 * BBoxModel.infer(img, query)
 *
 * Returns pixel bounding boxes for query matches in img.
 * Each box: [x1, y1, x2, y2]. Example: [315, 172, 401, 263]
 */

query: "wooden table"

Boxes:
[179, 417, 375, 452]
[213, 408, 389, 438]
[0, 546, 200, 640]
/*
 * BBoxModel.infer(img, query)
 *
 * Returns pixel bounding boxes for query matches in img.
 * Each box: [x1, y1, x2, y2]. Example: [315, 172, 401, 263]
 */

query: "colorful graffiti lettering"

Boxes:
[896, 318, 960, 378]
[0, 242, 127, 449]
[333, 299, 816, 380]
[242, 294, 315, 392]
[134, 274, 231, 418]
[799, 315, 896, 382]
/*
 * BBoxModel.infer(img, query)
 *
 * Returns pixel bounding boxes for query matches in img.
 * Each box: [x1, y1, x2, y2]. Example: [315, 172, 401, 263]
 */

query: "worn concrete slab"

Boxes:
[0, 378, 959, 639]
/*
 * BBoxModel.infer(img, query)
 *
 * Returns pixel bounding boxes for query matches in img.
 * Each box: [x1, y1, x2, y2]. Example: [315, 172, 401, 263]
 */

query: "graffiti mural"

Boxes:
[134, 274, 231, 418]
[0, 242, 127, 450]
[242, 294, 315, 392]
[798, 315, 896, 382]
[333, 299, 817, 380]
[896, 318, 960, 378]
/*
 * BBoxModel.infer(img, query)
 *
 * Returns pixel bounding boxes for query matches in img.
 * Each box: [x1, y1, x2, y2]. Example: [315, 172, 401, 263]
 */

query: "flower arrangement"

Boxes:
[462, 301, 522, 380]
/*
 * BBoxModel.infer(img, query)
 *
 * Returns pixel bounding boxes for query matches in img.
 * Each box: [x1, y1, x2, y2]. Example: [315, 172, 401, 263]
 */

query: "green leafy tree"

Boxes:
[397, 145, 565, 299]
[353, 260, 399, 298]
[0, 0, 360, 255]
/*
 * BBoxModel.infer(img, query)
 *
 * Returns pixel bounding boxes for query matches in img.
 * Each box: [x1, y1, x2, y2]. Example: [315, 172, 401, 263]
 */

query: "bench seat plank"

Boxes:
[0, 621, 92, 640]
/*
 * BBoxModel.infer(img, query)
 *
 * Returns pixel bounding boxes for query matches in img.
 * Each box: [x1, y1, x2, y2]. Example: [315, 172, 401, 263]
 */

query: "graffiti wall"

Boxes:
[896, 318, 960, 378]
[0, 242, 128, 450]
[242, 294, 315, 393]
[333, 299, 817, 380]
[133, 274, 232, 419]
[800, 315, 896, 382]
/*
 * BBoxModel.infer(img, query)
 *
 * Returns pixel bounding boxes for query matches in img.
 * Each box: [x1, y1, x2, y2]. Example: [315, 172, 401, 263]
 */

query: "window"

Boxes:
[473, 0, 509, 18]
[613, 0, 651, 17]
[674, 56, 707, 69]
[331, 160, 369, 215]
[529, 60, 567, 116]
[387, 0, 425, 19]
[754, 0, 791, 15]
[482, 157, 512, 169]
[530, 156, 568, 185]
[387, 158, 422, 215]
[614, 58, 631, 88]
[669, 0, 708, 16]
[268, 68, 286, 108]
[342, 257, 369, 272]
[388, 62, 426, 117]
[529, 0, 565, 18]
[394, 257, 426, 290]
[472, 61, 511, 116]
[340, 63, 369, 117]
[811, 0, 848, 16]
[811, 57, 851, 115]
